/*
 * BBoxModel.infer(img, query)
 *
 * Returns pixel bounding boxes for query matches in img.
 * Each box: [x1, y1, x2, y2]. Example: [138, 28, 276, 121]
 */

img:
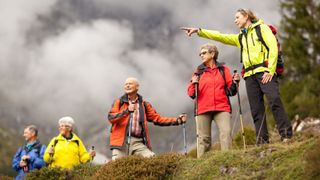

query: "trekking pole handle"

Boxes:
[233, 70, 240, 83]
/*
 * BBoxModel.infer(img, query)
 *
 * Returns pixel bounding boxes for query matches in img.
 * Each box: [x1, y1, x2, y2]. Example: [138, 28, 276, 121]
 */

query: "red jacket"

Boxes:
[108, 94, 181, 150]
[188, 63, 237, 115]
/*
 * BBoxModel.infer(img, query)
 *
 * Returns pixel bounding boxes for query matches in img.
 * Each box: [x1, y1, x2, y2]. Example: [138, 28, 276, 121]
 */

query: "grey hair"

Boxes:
[26, 125, 38, 136]
[58, 116, 75, 127]
[200, 43, 219, 60]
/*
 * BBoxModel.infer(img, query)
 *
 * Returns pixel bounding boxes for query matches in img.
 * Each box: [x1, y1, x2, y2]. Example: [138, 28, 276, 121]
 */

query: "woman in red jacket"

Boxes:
[188, 43, 240, 158]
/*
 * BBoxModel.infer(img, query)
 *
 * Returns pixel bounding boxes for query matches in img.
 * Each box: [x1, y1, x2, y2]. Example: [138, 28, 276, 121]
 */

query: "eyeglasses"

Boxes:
[199, 51, 210, 56]
[59, 125, 71, 128]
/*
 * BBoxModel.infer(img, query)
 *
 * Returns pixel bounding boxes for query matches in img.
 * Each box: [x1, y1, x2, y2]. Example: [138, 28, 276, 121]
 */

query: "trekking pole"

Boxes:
[90, 146, 95, 166]
[127, 102, 135, 155]
[91, 146, 95, 162]
[194, 80, 199, 154]
[182, 113, 187, 155]
[234, 70, 246, 150]
[49, 145, 54, 166]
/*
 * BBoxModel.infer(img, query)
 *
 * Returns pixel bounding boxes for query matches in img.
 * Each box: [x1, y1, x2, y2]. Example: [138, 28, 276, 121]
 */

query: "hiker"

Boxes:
[12, 125, 46, 180]
[43, 116, 96, 169]
[108, 77, 187, 160]
[188, 43, 239, 158]
[181, 9, 293, 144]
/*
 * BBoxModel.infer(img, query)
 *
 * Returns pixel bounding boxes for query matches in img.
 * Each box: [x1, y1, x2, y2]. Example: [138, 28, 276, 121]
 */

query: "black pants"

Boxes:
[245, 73, 292, 144]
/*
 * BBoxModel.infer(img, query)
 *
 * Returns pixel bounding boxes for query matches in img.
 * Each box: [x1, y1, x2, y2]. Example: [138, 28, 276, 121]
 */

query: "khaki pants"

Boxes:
[196, 111, 231, 158]
[112, 137, 155, 161]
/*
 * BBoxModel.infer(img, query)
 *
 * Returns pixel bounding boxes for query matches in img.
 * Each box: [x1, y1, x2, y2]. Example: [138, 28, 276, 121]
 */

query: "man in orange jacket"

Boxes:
[108, 77, 187, 160]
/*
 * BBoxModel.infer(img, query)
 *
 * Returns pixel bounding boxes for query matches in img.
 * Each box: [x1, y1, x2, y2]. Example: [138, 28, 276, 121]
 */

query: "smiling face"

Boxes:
[23, 128, 36, 142]
[59, 123, 72, 137]
[234, 11, 248, 29]
[124, 78, 139, 95]
[199, 48, 214, 65]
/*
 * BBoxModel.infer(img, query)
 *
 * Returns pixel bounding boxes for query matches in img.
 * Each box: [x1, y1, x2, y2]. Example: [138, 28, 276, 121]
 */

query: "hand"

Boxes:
[21, 155, 30, 161]
[89, 150, 96, 157]
[128, 103, 136, 112]
[180, 27, 199, 36]
[233, 73, 240, 84]
[261, 72, 273, 84]
[178, 113, 187, 124]
[19, 160, 27, 167]
[191, 75, 199, 84]
[48, 147, 55, 155]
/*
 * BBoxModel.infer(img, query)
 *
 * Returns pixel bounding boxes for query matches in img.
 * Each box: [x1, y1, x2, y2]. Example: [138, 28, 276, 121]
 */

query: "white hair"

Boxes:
[125, 77, 139, 85]
[58, 116, 75, 127]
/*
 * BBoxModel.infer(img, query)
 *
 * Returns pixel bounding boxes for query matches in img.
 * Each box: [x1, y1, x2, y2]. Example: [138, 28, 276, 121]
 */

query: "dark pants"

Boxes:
[245, 73, 292, 144]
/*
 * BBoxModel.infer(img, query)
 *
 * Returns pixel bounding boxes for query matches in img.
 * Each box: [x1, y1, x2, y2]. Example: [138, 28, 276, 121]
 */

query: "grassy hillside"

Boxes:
[3, 130, 316, 180]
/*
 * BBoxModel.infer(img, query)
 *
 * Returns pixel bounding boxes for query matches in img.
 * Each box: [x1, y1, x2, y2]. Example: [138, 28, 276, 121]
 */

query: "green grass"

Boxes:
[3, 131, 319, 180]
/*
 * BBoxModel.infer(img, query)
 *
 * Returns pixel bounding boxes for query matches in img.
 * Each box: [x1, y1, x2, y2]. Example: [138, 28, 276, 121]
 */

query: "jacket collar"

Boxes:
[120, 93, 143, 103]
[197, 61, 224, 71]
[240, 19, 264, 34]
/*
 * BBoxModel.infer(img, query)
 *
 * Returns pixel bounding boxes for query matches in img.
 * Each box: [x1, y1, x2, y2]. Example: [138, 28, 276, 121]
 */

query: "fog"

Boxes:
[0, 0, 281, 159]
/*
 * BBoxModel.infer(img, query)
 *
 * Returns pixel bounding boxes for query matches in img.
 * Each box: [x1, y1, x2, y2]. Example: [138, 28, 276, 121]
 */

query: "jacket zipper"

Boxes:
[245, 34, 254, 73]
[251, 33, 255, 46]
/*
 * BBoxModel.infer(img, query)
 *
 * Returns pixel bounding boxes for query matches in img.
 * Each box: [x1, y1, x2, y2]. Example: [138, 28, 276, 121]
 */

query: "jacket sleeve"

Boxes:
[12, 147, 22, 171]
[78, 139, 91, 164]
[224, 66, 238, 96]
[30, 144, 47, 168]
[144, 102, 180, 126]
[198, 29, 240, 47]
[108, 99, 130, 124]
[260, 24, 278, 75]
[43, 138, 55, 163]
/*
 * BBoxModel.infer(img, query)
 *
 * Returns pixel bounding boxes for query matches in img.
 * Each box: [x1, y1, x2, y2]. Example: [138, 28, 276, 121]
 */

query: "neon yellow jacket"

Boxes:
[43, 133, 91, 169]
[198, 19, 278, 77]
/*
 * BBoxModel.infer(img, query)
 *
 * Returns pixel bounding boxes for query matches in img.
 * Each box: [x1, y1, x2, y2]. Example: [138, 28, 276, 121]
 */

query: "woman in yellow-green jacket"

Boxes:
[44, 116, 96, 169]
[181, 9, 292, 145]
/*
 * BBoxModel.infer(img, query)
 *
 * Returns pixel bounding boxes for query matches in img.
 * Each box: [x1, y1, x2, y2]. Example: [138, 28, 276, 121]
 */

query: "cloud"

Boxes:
[0, 0, 281, 155]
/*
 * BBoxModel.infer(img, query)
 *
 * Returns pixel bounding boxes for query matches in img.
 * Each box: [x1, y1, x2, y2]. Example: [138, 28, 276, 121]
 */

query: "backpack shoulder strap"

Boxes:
[53, 139, 59, 147]
[255, 25, 269, 52]
[33, 143, 43, 157]
[218, 65, 232, 110]
[217, 65, 229, 96]
[238, 33, 243, 63]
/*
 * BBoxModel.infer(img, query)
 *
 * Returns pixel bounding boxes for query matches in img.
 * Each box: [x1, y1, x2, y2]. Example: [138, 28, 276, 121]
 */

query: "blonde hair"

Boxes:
[200, 43, 219, 60]
[237, 9, 258, 23]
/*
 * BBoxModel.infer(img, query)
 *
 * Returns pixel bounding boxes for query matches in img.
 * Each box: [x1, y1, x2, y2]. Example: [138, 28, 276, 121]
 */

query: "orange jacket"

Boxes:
[108, 94, 181, 150]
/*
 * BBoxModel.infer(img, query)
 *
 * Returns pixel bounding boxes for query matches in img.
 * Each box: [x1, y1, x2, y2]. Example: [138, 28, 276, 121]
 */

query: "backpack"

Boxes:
[238, 24, 284, 76]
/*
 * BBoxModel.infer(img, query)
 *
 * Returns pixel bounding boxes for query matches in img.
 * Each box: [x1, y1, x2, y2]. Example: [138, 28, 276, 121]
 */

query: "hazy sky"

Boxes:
[0, 0, 281, 156]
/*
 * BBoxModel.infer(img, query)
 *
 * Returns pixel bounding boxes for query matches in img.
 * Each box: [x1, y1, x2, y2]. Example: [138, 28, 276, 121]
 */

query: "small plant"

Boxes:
[233, 127, 256, 148]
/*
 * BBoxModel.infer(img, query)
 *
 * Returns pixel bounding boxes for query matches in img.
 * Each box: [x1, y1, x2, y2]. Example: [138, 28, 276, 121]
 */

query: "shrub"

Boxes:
[93, 154, 183, 180]
[233, 127, 256, 148]
[25, 163, 101, 180]
[25, 167, 73, 180]
[0, 175, 13, 180]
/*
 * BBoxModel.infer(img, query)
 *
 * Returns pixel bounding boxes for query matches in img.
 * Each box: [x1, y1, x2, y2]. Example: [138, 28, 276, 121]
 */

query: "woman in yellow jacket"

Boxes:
[44, 116, 95, 169]
[181, 9, 292, 145]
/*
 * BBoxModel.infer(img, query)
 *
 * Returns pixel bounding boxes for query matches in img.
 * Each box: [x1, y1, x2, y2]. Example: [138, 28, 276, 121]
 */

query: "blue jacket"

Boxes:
[12, 140, 47, 180]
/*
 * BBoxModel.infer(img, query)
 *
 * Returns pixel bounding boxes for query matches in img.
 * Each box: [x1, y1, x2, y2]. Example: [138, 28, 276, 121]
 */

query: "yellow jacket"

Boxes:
[198, 19, 278, 77]
[43, 133, 91, 169]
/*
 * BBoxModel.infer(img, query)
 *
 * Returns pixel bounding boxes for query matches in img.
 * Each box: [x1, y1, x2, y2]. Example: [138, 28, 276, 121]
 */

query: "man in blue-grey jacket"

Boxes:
[12, 125, 46, 180]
